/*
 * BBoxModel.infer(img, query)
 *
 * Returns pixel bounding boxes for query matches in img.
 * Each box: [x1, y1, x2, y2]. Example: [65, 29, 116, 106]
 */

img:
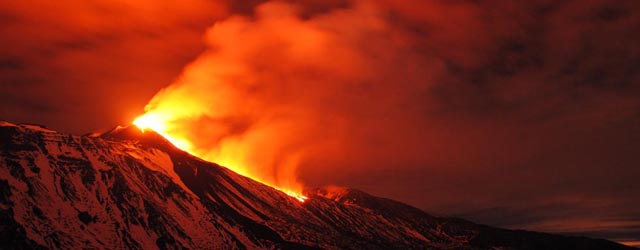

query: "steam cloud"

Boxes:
[141, 1, 453, 192]
[142, 0, 640, 200]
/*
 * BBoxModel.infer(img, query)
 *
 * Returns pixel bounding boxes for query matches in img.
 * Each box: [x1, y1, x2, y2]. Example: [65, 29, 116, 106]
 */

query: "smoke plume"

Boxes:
[128, 0, 640, 242]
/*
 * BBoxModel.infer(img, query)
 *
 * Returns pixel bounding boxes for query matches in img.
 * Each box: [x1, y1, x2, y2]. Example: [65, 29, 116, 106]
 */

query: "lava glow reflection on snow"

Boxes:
[133, 114, 308, 202]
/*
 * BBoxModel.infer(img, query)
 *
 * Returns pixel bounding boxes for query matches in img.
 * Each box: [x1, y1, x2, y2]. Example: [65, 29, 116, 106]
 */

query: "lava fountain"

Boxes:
[133, 112, 308, 202]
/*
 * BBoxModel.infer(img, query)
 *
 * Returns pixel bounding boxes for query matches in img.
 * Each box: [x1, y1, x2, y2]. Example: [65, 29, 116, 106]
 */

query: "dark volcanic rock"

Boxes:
[0, 121, 634, 250]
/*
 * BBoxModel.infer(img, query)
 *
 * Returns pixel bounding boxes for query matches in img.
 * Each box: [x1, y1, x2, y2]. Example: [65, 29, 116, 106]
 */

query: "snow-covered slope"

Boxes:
[0, 121, 632, 250]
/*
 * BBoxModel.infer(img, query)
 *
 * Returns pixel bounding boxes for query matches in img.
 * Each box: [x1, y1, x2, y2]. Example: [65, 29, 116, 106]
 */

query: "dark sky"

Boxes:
[2, 0, 640, 246]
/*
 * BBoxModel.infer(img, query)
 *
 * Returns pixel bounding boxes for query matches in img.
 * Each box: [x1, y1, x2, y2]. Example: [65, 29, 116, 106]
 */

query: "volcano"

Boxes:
[0, 120, 633, 249]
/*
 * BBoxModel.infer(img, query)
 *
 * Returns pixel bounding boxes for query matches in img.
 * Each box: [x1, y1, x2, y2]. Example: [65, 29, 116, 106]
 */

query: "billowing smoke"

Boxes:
[135, 0, 640, 239]
[137, 0, 451, 193]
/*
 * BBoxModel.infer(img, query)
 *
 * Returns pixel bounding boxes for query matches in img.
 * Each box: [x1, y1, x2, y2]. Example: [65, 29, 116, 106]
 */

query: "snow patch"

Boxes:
[22, 124, 56, 133]
[124, 147, 194, 197]
[0, 120, 17, 127]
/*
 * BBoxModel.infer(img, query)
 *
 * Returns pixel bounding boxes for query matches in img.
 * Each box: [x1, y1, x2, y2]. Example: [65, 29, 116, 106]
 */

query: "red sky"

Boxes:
[1, 0, 639, 245]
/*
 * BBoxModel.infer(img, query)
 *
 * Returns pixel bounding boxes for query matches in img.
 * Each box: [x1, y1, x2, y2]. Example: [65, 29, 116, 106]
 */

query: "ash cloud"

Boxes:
[144, 0, 640, 242]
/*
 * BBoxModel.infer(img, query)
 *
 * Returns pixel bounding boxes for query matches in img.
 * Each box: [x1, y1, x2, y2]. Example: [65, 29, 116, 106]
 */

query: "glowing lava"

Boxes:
[133, 114, 308, 202]
[282, 190, 308, 203]
[133, 113, 194, 151]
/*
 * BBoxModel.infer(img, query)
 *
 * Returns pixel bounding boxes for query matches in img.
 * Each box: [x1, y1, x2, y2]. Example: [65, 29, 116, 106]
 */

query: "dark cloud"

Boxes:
[0, 56, 23, 70]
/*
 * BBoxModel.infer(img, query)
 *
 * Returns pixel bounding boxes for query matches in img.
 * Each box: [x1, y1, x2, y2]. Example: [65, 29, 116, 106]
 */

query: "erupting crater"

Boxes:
[132, 115, 307, 202]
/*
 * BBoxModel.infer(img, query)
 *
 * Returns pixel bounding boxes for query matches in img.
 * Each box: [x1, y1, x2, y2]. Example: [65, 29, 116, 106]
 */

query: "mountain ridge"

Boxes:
[0, 120, 633, 249]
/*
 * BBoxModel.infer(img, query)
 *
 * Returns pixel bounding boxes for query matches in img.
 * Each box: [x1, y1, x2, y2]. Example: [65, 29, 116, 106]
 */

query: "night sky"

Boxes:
[1, 0, 639, 245]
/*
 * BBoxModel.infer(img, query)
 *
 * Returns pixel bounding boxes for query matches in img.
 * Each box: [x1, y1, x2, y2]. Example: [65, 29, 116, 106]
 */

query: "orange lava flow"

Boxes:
[133, 114, 308, 202]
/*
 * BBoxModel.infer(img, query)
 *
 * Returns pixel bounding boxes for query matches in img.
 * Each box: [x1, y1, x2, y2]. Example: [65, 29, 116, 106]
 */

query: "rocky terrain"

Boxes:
[0, 121, 633, 249]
